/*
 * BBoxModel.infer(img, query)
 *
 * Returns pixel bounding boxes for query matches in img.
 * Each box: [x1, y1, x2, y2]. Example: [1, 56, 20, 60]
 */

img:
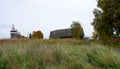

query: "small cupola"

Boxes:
[10, 24, 17, 32]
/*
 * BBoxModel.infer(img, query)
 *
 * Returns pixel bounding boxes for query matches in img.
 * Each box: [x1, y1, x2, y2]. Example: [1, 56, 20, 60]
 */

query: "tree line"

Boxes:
[28, 21, 84, 39]
[12, 21, 84, 39]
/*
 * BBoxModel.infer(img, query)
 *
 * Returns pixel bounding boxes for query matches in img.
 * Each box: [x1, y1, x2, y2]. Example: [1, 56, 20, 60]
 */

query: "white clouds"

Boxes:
[0, 0, 97, 38]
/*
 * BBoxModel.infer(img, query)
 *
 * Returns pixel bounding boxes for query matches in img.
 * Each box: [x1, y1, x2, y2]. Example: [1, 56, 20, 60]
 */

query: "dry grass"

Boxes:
[0, 39, 120, 69]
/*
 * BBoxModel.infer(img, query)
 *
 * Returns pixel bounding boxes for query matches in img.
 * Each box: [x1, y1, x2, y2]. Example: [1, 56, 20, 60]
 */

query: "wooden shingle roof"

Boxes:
[50, 29, 72, 38]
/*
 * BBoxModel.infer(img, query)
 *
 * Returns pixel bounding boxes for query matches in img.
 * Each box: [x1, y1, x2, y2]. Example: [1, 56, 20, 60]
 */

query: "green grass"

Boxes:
[0, 39, 120, 69]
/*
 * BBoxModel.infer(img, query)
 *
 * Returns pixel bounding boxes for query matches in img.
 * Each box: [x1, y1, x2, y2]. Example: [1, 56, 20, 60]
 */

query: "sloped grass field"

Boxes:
[0, 39, 120, 69]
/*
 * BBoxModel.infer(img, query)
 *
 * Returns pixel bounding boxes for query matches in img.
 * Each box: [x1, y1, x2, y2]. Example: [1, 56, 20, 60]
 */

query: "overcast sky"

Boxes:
[0, 0, 97, 39]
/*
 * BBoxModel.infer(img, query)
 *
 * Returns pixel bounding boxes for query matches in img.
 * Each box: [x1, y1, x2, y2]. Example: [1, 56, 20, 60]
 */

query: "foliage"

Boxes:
[31, 30, 43, 39]
[0, 39, 120, 69]
[92, 29, 98, 40]
[29, 33, 32, 39]
[19, 35, 27, 39]
[71, 21, 84, 39]
[92, 0, 120, 41]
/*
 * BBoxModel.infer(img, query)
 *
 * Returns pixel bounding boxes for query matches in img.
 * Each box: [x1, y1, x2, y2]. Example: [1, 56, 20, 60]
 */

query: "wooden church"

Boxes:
[49, 28, 84, 39]
[10, 24, 21, 39]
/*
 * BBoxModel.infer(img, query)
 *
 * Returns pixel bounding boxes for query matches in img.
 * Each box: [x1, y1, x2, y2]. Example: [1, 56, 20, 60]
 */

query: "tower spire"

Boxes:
[10, 24, 20, 38]
[11, 24, 16, 31]
[12, 24, 14, 28]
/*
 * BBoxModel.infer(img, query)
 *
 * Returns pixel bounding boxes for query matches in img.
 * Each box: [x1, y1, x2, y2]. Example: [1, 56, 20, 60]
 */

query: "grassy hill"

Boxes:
[0, 39, 120, 69]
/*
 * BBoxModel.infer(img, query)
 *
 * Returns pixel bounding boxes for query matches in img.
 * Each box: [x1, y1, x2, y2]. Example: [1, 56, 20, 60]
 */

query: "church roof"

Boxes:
[10, 24, 17, 32]
[50, 28, 72, 38]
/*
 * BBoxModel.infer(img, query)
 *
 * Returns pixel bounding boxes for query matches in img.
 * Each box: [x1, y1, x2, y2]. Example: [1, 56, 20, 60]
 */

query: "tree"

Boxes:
[92, 0, 120, 41]
[71, 21, 84, 39]
[29, 33, 32, 39]
[92, 29, 98, 40]
[31, 30, 43, 39]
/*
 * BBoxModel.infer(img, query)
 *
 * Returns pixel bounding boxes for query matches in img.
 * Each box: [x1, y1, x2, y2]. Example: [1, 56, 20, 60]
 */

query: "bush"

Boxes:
[31, 30, 43, 39]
